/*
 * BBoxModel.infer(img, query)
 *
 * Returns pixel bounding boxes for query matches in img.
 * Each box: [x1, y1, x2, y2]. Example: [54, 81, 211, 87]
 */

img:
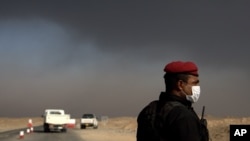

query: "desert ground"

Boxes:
[1, 116, 250, 141]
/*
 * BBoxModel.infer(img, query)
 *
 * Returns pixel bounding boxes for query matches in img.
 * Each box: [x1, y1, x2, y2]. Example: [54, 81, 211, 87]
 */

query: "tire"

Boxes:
[80, 125, 86, 129]
[61, 128, 67, 132]
[44, 123, 50, 132]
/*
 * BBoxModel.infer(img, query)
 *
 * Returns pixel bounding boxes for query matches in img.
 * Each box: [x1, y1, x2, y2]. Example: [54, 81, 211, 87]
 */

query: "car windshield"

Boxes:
[82, 114, 94, 118]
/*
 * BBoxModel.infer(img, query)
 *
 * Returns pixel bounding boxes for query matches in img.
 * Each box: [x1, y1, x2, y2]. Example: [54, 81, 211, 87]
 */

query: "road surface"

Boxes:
[0, 126, 84, 141]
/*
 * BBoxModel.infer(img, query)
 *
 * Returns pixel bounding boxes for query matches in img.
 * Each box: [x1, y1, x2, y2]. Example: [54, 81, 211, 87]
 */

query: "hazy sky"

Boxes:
[0, 1, 250, 118]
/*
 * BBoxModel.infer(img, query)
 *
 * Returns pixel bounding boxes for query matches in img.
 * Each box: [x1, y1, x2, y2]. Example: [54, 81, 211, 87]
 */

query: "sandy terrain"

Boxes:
[1, 116, 250, 141]
[75, 117, 137, 141]
[74, 116, 250, 141]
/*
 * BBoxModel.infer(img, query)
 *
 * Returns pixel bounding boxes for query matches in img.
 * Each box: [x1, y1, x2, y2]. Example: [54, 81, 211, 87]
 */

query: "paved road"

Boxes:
[0, 126, 84, 141]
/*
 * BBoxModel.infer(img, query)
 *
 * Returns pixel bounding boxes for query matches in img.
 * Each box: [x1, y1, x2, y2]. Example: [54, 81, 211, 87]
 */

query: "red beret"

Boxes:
[164, 61, 198, 75]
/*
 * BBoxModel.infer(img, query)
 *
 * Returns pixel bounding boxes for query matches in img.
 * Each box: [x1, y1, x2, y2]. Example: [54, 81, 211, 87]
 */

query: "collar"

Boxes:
[159, 92, 192, 108]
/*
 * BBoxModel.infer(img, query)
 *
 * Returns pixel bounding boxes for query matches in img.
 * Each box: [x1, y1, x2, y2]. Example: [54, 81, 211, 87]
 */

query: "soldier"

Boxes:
[137, 61, 209, 141]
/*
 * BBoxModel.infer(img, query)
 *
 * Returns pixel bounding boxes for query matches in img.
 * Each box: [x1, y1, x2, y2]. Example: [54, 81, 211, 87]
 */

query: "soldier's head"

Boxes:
[163, 61, 200, 102]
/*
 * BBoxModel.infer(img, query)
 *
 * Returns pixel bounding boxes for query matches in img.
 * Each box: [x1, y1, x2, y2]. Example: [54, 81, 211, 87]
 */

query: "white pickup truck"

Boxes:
[80, 114, 98, 129]
[43, 109, 70, 132]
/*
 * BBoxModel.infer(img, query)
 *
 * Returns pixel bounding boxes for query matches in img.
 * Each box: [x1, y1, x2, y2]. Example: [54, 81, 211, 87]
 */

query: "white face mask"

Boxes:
[186, 86, 201, 103]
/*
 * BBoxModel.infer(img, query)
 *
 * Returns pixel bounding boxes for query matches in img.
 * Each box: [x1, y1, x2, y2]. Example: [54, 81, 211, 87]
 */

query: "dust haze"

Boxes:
[0, 1, 250, 118]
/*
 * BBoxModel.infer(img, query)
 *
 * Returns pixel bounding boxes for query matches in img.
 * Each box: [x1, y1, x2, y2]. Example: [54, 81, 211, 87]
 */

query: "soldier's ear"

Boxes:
[177, 80, 185, 90]
[177, 80, 183, 90]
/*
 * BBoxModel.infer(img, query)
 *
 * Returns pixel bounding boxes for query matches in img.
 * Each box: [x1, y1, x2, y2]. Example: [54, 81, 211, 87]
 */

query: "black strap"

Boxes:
[153, 101, 184, 140]
[160, 101, 184, 119]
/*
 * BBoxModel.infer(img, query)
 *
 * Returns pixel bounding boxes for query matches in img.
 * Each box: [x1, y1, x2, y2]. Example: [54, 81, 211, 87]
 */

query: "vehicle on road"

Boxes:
[80, 113, 98, 129]
[42, 109, 70, 132]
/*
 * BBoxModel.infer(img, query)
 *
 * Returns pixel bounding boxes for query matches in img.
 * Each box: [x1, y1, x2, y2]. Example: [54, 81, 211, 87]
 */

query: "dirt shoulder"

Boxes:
[74, 117, 136, 141]
[0, 117, 43, 132]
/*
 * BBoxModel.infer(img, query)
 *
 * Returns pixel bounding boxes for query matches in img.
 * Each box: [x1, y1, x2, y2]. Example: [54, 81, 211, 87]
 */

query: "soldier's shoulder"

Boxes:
[161, 101, 192, 118]
[138, 100, 158, 115]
